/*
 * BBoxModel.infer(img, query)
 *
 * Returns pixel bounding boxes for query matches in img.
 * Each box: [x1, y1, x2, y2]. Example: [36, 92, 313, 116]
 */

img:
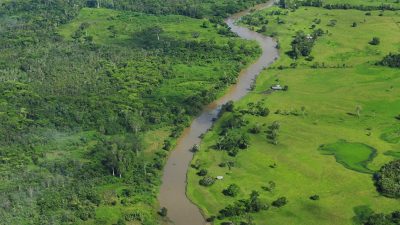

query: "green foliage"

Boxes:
[369, 37, 381, 45]
[222, 184, 241, 197]
[158, 207, 168, 217]
[0, 0, 261, 224]
[219, 191, 268, 219]
[272, 197, 288, 207]
[197, 169, 208, 176]
[216, 129, 250, 156]
[199, 176, 216, 186]
[374, 160, 400, 198]
[290, 30, 323, 58]
[363, 211, 400, 225]
[380, 53, 400, 68]
[242, 102, 270, 117]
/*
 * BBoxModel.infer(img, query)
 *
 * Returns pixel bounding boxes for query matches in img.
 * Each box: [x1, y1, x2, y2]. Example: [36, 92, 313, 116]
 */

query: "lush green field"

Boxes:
[323, 0, 400, 6]
[188, 4, 400, 225]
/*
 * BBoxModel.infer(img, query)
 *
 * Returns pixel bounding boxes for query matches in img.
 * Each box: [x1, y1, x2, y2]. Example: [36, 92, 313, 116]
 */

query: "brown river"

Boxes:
[158, 1, 279, 224]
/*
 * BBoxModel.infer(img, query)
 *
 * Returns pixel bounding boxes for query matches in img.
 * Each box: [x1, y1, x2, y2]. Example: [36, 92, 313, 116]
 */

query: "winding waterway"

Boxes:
[158, 1, 279, 224]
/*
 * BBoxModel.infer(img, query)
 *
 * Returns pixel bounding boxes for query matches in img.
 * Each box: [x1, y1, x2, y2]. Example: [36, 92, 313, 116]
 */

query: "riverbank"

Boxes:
[158, 1, 279, 224]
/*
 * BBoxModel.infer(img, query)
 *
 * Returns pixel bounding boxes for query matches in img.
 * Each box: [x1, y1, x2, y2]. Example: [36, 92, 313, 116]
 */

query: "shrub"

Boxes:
[369, 37, 380, 45]
[197, 169, 208, 176]
[159, 207, 168, 217]
[249, 124, 262, 134]
[199, 176, 215, 187]
[206, 216, 216, 222]
[310, 195, 320, 200]
[219, 191, 268, 219]
[379, 53, 400, 68]
[223, 184, 241, 197]
[272, 197, 288, 207]
[216, 129, 250, 152]
[374, 160, 400, 198]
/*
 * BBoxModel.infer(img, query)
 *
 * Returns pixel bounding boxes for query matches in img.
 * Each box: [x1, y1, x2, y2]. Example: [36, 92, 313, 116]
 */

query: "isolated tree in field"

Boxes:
[369, 37, 380, 45]
[272, 197, 288, 207]
[197, 169, 208, 176]
[223, 184, 241, 197]
[199, 176, 215, 186]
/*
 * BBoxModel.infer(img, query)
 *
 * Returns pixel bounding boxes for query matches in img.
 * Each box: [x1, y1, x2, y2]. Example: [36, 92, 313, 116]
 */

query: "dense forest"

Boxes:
[0, 0, 266, 224]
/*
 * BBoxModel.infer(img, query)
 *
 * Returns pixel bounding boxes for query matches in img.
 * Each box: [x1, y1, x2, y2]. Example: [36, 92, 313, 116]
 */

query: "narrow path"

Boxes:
[158, 1, 279, 224]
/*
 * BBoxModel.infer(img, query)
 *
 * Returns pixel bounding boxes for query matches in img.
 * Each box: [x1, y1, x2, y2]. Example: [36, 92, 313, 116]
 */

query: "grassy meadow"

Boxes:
[187, 4, 400, 225]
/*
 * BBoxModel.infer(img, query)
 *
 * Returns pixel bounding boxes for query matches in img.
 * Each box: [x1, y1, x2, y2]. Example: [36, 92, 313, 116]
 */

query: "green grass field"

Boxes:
[322, 0, 400, 5]
[323, 0, 400, 6]
[188, 5, 400, 225]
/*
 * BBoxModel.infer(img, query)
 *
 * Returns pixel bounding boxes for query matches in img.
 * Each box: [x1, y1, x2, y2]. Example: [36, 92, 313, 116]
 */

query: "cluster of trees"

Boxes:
[241, 14, 269, 26]
[241, 102, 270, 117]
[218, 191, 269, 219]
[374, 160, 400, 198]
[278, 0, 323, 9]
[267, 121, 281, 145]
[278, 0, 400, 10]
[223, 184, 241, 197]
[85, 0, 268, 18]
[363, 211, 400, 225]
[379, 53, 400, 68]
[216, 129, 250, 156]
[290, 29, 324, 59]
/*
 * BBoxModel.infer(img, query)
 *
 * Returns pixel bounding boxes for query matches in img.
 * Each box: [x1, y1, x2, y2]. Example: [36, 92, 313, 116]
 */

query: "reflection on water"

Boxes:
[158, 1, 279, 224]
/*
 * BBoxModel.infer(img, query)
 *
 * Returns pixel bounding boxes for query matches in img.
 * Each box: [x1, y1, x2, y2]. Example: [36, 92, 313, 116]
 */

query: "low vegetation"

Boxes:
[188, 2, 400, 225]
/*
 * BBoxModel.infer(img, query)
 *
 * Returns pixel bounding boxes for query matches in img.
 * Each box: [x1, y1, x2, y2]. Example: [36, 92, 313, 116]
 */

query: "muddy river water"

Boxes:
[158, 1, 279, 224]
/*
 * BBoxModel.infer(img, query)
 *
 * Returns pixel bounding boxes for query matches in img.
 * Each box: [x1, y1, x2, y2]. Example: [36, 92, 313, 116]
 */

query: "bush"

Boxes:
[310, 195, 320, 200]
[272, 197, 288, 207]
[374, 160, 400, 198]
[158, 207, 168, 217]
[369, 37, 380, 45]
[249, 124, 262, 134]
[199, 176, 215, 187]
[379, 53, 400, 68]
[197, 169, 208, 176]
[223, 184, 241, 197]
[216, 129, 250, 152]
[219, 191, 268, 219]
